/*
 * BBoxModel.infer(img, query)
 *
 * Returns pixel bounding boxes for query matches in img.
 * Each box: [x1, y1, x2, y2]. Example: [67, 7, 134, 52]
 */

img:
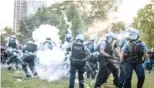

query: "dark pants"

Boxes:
[94, 57, 118, 88]
[69, 63, 85, 88]
[1, 53, 7, 64]
[22, 55, 36, 76]
[7, 55, 20, 70]
[85, 61, 97, 79]
[118, 61, 145, 88]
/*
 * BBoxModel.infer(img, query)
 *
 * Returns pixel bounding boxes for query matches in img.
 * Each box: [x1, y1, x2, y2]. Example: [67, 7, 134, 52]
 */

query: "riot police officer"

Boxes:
[94, 32, 119, 88]
[6, 35, 20, 70]
[65, 30, 72, 43]
[42, 38, 53, 50]
[119, 28, 149, 88]
[22, 40, 38, 79]
[6, 35, 19, 49]
[85, 36, 97, 79]
[69, 34, 91, 88]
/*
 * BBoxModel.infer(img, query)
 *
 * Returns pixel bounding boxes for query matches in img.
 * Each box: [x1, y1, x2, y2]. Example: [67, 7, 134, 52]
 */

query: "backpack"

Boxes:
[24, 43, 37, 52]
[8, 39, 16, 48]
[127, 41, 144, 61]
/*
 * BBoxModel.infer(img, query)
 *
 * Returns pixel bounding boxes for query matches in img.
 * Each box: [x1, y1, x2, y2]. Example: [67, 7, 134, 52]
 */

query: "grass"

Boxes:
[1, 69, 154, 88]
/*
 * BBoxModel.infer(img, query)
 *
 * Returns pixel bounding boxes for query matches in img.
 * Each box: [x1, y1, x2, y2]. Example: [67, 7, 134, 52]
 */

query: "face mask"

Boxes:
[107, 37, 113, 43]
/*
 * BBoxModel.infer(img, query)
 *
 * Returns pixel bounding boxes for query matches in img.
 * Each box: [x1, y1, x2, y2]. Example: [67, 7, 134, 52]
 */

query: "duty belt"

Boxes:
[71, 58, 84, 62]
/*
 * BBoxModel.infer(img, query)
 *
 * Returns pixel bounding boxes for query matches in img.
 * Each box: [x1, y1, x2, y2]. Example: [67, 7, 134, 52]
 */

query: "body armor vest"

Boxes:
[104, 41, 113, 56]
[8, 39, 17, 48]
[71, 43, 85, 59]
[126, 41, 144, 61]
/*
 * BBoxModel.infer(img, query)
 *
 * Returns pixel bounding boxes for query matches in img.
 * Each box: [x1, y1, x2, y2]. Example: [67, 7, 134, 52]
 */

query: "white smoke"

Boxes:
[32, 24, 61, 47]
[32, 24, 69, 81]
[61, 11, 72, 33]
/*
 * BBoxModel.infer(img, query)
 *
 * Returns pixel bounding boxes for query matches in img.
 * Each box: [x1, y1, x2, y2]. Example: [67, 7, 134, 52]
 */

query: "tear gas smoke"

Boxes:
[62, 11, 72, 33]
[32, 24, 69, 81]
[32, 24, 61, 47]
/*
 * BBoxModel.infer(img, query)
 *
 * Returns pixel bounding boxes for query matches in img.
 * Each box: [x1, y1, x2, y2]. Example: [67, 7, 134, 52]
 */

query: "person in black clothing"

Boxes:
[85, 36, 97, 79]
[6, 35, 20, 70]
[1, 46, 8, 64]
[22, 40, 38, 79]
[6, 35, 19, 49]
[69, 34, 91, 88]
[94, 32, 119, 88]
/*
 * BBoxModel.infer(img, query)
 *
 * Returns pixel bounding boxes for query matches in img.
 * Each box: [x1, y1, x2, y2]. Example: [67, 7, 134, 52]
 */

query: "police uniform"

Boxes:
[7, 38, 17, 49]
[118, 39, 133, 88]
[85, 42, 97, 79]
[65, 33, 72, 43]
[22, 42, 38, 77]
[119, 40, 147, 88]
[94, 40, 118, 88]
[69, 40, 90, 88]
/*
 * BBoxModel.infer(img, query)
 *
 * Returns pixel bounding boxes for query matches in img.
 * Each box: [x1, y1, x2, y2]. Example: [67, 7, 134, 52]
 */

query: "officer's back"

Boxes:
[71, 40, 85, 60]
[23, 41, 37, 53]
[7, 36, 18, 49]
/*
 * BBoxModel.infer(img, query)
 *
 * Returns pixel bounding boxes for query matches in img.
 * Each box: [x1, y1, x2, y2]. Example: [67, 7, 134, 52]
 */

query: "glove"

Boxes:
[92, 52, 100, 58]
[81, 59, 87, 62]
[108, 55, 114, 59]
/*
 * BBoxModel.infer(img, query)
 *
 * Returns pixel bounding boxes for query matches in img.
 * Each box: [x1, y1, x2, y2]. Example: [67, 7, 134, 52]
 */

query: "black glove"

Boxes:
[108, 55, 114, 59]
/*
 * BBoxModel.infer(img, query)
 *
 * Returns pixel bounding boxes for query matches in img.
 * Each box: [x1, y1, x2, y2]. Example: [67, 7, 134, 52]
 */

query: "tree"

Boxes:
[1, 27, 15, 45]
[111, 21, 125, 33]
[19, 0, 120, 42]
[132, 4, 154, 48]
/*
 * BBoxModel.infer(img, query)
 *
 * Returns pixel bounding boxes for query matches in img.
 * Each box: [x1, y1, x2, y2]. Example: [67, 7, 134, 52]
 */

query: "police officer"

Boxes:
[119, 28, 149, 88]
[6, 35, 19, 49]
[6, 35, 20, 70]
[1, 46, 7, 64]
[118, 29, 133, 88]
[65, 30, 73, 43]
[94, 32, 119, 88]
[85, 36, 97, 79]
[69, 34, 91, 88]
[42, 38, 53, 50]
[22, 40, 38, 79]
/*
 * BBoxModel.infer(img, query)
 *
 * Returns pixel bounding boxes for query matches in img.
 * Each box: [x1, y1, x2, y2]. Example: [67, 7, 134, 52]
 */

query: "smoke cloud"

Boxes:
[32, 24, 69, 81]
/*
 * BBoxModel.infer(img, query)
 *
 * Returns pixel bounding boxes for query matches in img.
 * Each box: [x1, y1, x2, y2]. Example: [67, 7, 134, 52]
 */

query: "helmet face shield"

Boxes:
[128, 31, 138, 40]
[126, 28, 140, 40]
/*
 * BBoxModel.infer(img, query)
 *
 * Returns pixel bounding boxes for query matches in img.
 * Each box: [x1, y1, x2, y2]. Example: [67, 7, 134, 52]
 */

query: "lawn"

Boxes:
[1, 69, 154, 88]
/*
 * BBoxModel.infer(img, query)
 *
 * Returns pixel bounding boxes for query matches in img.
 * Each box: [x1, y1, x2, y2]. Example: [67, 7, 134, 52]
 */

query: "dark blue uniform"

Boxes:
[8, 38, 17, 49]
[85, 42, 97, 79]
[69, 41, 90, 88]
[119, 40, 146, 88]
[22, 42, 38, 78]
[94, 40, 118, 88]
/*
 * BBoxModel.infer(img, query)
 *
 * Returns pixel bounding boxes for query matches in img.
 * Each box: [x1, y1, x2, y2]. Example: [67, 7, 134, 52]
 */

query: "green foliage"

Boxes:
[1, 27, 15, 45]
[19, 0, 120, 42]
[111, 21, 125, 33]
[132, 4, 154, 48]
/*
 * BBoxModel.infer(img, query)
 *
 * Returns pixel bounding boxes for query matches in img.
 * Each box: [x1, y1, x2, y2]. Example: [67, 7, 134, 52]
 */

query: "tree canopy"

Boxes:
[132, 4, 154, 48]
[18, 0, 120, 43]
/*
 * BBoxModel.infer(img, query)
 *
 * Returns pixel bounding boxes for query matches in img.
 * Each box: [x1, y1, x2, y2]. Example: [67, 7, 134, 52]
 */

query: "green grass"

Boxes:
[1, 69, 154, 88]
